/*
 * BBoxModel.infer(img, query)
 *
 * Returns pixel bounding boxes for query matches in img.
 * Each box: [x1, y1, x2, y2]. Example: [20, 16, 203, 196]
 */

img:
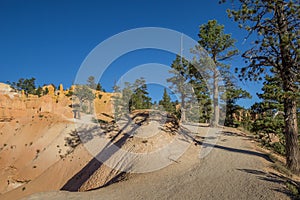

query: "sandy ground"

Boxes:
[21, 124, 291, 200]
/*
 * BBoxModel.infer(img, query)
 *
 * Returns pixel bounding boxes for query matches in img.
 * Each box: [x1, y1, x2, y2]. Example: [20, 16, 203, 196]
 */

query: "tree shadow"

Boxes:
[219, 131, 254, 140]
[86, 171, 128, 192]
[196, 140, 274, 163]
[61, 112, 149, 192]
[182, 121, 209, 127]
[61, 119, 282, 192]
[64, 124, 105, 150]
[178, 127, 274, 163]
[237, 168, 300, 199]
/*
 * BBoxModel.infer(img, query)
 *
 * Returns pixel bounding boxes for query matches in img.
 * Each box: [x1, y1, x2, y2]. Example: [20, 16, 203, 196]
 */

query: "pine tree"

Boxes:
[112, 83, 124, 120]
[250, 73, 285, 154]
[194, 20, 238, 127]
[35, 86, 43, 97]
[159, 88, 175, 113]
[225, 0, 300, 173]
[221, 77, 251, 127]
[188, 74, 212, 123]
[96, 83, 103, 91]
[87, 76, 97, 90]
[130, 78, 152, 110]
[74, 85, 95, 115]
[121, 82, 133, 113]
[168, 55, 193, 122]
[112, 78, 152, 120]
[9, 77, 36, 95]
[168, 54, 214, 123]
[43, 87, 49, 95]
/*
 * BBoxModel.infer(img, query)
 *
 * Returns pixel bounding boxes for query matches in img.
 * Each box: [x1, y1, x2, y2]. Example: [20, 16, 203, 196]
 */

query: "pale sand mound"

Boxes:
[62, 110, 189, 192]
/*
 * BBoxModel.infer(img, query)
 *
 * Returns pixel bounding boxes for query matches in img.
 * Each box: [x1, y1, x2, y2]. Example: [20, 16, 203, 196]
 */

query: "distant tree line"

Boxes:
[112, 77, 152, 120]
[7, 75, 105, 97]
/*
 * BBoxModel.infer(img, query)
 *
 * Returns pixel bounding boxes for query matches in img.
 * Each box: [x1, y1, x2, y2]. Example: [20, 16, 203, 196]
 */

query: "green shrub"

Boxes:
[286, 182, 299, 198]
[272, 142, 286, 155]
[81, 105, 88, 114]
[65, 91, 74, 97]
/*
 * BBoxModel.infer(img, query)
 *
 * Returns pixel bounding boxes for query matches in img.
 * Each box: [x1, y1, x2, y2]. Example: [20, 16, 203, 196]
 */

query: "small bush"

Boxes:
[65, 91, 74, 97]
[286, 182, 299, 197]
[272, 162, 292, 177]
[81, 104, 88, 114]
[92, 117, 108, 124]
[272, 142, 286, 155]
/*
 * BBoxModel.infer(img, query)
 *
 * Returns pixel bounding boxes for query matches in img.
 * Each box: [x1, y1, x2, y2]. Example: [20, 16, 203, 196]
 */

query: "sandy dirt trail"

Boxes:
[22, 124, 291, 200]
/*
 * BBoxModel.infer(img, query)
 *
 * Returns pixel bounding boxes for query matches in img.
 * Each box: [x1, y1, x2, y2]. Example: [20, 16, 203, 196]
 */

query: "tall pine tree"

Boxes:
[195, 20, 238, 127]
[221, 77, 251, 127]
[159, 88, 175, 113]
[130, 78, 152, 110]
[167, 55, 192, 122]
[225, 0, 300, 173]
[250, 72, 286, 154]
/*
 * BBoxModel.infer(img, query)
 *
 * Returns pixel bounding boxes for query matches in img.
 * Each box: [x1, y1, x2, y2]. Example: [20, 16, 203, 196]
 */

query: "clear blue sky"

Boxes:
[0, 0, 262, 108]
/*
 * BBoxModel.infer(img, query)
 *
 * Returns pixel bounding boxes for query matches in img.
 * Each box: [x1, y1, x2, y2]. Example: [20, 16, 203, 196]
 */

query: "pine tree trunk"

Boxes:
[181, 94, 186, 123]
[89, 100, 93, 114]
[276, 1, 300, 174]
[211, 69, 219, 127]
[284, 97, 300, 174]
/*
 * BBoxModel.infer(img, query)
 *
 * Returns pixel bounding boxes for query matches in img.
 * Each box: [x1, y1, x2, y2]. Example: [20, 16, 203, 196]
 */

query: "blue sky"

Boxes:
[0, 0, 262, 108]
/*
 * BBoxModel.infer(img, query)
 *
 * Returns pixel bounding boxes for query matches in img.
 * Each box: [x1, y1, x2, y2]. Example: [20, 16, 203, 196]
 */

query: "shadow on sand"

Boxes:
[238, 168, 300, 199]
[61, 120, 280, 192]
[178, 126, 274, 163]
[61, 113, 149, 191]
